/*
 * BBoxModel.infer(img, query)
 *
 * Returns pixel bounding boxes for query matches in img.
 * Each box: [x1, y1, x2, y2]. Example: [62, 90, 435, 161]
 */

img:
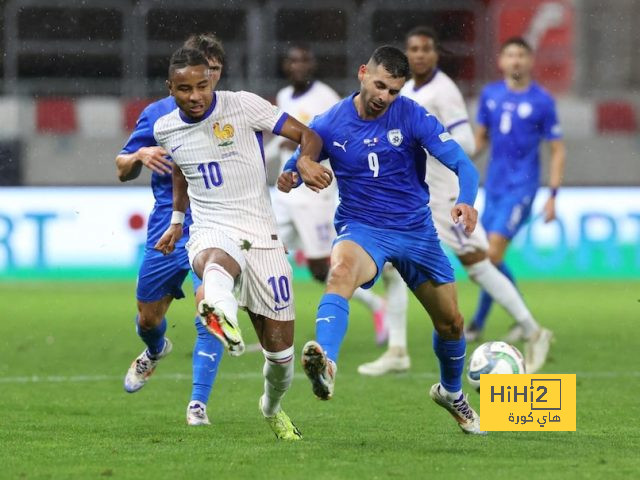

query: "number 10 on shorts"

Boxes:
[267, 275, 290, 305]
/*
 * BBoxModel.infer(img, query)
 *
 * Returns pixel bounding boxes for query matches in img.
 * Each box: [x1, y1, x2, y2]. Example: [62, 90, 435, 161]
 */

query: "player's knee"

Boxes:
[326, 262, 356, 290]
[137, 302, 164, 330]
[434, 311, 464, 340]
[487, 249, 503, 265]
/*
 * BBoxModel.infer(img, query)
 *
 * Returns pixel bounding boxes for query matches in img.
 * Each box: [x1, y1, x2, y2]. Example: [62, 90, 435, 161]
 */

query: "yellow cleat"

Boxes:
[259, 397, 302, 441]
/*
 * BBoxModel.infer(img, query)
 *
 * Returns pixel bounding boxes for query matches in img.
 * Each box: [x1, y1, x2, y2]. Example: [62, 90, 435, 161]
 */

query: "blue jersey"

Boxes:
[120, 96, 190, 247]
[290, 93, 478, 231]
[477, 80, 562, 195]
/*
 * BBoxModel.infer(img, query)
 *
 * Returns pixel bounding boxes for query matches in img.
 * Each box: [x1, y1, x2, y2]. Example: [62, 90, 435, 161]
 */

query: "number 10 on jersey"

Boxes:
[197, 161, 223, 189]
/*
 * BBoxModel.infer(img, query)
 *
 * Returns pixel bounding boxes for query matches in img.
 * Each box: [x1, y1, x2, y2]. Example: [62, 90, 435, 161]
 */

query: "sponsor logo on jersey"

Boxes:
[387, 129, 403, 146]
[213, 122, 235, 146]
[333, 140, 348, 152]
[363, 137, 379, 147]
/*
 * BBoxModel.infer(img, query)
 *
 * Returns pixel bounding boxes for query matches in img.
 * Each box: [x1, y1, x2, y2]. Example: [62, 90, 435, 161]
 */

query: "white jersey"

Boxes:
[401, 70, 472, 205]
[154, 90, 285, 249]
[275, 80, 340, 200]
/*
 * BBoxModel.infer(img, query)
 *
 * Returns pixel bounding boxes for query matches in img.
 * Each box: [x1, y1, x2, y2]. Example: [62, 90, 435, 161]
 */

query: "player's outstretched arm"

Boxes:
[278, 116, 331, 192]
[154, 164, 188, 255]
[543, 139, 566, 223]
[115, 146, 173, 182]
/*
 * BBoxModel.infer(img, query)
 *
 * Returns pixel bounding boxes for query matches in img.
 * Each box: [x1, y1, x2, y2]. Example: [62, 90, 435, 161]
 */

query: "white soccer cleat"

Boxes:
[429, 383, 486, 435]
[186, 401, 211, 426]
[357, 350, 411, 376]
[503, 324, 526, 343]
[525, 328, 553, 373]
[301, 340, 336, 400]
[124, 338, 173, 393]
[198, 299, 245, 357]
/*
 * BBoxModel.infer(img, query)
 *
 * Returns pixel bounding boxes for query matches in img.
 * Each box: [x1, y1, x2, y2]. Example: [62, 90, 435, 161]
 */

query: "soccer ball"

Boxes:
[467, 341, 525, 391]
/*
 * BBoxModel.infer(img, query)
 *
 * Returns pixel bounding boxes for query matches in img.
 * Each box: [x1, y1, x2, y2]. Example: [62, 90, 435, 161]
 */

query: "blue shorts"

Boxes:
[333, 221, 454, 290]
[136, 245, 202, 303]
[482, 189, 537, 239]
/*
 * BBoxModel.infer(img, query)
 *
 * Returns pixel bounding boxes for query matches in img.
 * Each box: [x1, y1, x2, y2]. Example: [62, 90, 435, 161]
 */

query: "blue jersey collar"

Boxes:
[179, 93, 217, 124]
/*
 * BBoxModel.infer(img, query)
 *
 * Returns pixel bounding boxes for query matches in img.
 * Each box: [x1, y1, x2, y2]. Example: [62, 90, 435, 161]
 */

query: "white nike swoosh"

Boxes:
[316, 316, 335, 323]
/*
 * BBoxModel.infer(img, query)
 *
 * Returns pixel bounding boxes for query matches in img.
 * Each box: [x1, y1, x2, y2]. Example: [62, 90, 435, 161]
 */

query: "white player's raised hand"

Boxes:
[451, 203, 478, 235]
[138, 146, 173, 175]
[154, 224, 183, 255]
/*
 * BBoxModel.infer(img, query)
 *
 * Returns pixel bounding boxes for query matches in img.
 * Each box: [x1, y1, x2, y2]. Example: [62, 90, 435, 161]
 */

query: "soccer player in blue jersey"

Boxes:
[279, 46, 485, 434]
[466, 37, 565, 373]
[115, 34, 226, 426]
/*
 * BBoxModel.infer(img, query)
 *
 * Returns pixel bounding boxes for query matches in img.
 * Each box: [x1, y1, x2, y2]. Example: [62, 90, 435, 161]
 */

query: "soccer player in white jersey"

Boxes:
[358, 27, 551, 376]
[154, 47, 328, 440]
[268, 45, 388, 344]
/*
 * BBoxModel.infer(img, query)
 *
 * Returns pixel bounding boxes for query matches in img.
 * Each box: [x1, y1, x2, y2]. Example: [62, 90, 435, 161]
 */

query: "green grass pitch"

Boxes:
[1, 279, 639, 479]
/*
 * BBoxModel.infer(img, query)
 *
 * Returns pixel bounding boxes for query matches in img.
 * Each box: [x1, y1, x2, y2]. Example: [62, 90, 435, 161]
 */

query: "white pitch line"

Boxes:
[0, 371, 638, 384]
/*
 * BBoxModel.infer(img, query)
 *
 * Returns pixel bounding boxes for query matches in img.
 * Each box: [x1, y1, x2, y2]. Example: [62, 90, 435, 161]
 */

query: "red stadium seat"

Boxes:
[36, 98, 77, 134]
[596, 101, 637, 133]
[124, 99, 155, 132]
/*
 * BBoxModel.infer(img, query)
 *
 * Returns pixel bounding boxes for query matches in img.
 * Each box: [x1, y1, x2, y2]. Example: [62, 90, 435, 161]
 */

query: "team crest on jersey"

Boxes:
[213, 122, 235, 147]
[387, 129, 403, 147]
[517, 102, 533, 118]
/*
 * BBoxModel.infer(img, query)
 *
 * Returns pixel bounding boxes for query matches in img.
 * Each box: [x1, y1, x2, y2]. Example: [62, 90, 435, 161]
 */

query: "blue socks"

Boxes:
[433, 331, 466, 393]
[471, 262, 517, 330]
[191, 316, 224, 404]
[316, 293, 349, 363]
[136, 316, 167, 357]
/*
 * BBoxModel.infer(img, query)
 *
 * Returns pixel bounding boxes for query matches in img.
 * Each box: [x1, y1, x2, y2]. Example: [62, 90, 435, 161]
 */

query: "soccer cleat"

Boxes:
[198, 299, 245, 357]
[301, 340, 336, 400]
[124, 338, 173, 393]
[373, 302, 388, 346]
[502, 324, 526, 343]
[259, 396, 302, 441]
[429, 383, 486, 435]
[464, 324, 483, 342]
[186, 401, 211, 426]
[524, 328, 553, 373]
[357, 350, 411, 376]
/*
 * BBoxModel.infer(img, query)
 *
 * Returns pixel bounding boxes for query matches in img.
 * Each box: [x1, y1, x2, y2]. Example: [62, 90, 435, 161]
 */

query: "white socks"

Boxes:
[260, 346, 295, 417]
[352, 287, 384, 312]
[202, 263, 238, 324]
[382, 266, 409, 351]
[465, 259, 539, 338]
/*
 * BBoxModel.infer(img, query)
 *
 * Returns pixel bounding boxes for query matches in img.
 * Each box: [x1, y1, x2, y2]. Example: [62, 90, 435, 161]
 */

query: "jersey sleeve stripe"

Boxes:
[272, 112, 289, 135]
[446, 119, 469, 131]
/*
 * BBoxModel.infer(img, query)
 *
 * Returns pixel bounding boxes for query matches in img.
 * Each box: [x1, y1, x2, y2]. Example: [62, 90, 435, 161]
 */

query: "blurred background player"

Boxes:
[115, 34, 226, 426]
[280, 46, 484, 435]
[154, 47, 326, 440]
[467, 37, 565, 371]
[266, 44, 389, 345]
[359, 27, 549, 375]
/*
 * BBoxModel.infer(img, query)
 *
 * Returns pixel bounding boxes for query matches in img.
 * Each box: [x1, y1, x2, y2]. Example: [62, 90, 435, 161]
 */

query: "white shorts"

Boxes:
[186, 228, 295, 321]
[271, 186, 336, 259]
[430, 200, 489, 256]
